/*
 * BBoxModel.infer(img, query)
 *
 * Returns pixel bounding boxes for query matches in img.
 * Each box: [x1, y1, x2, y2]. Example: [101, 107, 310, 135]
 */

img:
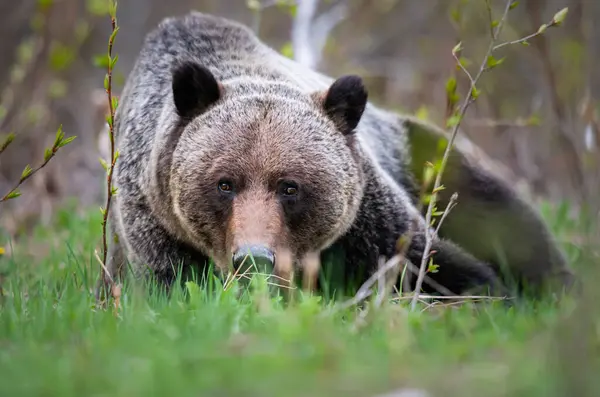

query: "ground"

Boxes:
[0, 200, 598, 397]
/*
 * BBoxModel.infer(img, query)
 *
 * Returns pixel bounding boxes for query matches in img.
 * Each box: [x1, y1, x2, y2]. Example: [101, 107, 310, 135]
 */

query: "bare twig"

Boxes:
[434, 192, 459, 236]
[452, 52, 474, 86]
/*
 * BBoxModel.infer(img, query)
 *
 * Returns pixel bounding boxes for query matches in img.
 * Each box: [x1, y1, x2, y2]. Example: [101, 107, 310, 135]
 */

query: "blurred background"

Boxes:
[0, 0, 598, 239]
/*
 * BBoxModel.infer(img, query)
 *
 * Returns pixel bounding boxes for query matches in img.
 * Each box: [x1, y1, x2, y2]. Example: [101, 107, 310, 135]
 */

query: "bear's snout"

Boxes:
[226, 189, 287, 273]
[232, 244, 275, 273]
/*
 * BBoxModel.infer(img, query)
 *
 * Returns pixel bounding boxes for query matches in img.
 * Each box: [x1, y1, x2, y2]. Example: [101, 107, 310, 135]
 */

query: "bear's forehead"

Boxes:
[203, 97, 342, 149]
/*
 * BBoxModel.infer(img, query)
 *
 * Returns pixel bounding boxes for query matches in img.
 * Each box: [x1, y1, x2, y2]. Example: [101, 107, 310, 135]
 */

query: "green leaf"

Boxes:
[109, 26, 120, 45]
[509, 1, 519, 10]
[93, 54, 110, 68]
[427, 258, 439, 273]
[44, 148, 53, 162]
[486, 55, 505, 70]
[537, 24, 547, 34]
[0, 132, 15, 153]
[445, 76, 457, 95]
[20, 164, 33, 181]
[99, 157, 109, 171]
[552, 7, 568, 25]
[436, 139, 448, 155]
[38, 0, 53, 11]
[48, 43, 75, 72]
[4, 189, 21, 200]
[108, 0, 118, 18]
[433, 158, 444, 173]
[420, 193, 432, 206]
[446, 76, 460, 110]
[449, 6, 461, 25]
[280, 42, 294, 59]
[287, 4, 298, 17]
[432, 185, 446, 194]
[57, 135, 77, 148]
[54, 125, 65, 147]
[491, 20, 499, 28]
[527, 113, 542, 126]
[104, 74, 109, 90]
[415, 106, 429, 121]
[446, 114, 462, 129]
[110, 54, 119, 69]
[452, 41, 462, 55]
[111, 96, 119, 112]
[457, 56, 472, 70]
[423, 165, 435, 187]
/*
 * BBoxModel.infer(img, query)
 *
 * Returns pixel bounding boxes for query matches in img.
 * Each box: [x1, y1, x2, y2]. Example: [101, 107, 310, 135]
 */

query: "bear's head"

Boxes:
[167, 60, 368, 277]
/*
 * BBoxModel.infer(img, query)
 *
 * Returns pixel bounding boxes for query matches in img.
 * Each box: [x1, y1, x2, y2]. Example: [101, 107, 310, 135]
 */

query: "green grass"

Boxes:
[0, 202, 598, 397]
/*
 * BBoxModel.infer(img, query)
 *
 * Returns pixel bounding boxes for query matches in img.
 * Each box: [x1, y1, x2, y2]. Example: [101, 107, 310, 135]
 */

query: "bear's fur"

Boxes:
[96, 11, 574, 300]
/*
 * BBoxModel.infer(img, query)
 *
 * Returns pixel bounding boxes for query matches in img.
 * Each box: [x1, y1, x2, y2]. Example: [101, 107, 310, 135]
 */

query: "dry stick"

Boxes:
[409, 0, 514, 312]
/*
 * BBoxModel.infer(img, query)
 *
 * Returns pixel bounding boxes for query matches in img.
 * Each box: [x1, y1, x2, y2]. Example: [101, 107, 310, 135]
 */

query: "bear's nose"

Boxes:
[232, 244, 275, 273]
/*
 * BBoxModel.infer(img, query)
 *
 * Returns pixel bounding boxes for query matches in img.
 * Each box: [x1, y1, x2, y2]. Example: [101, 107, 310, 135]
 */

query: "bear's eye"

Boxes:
[278, 181, 299, 197]
[217, 180, 234, 194]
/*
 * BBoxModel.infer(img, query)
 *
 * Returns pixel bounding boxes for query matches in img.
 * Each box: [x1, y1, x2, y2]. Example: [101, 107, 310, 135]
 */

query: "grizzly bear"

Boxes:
[96, 11, 575, 300]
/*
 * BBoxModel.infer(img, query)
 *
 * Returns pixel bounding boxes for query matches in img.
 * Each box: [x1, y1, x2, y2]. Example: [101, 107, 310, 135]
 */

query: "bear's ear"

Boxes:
[315, 75, 368, 135]
[172, 61, 222, 120]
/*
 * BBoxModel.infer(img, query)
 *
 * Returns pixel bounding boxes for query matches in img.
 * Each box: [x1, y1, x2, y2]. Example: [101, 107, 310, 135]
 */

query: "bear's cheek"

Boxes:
[176, 181, 232, 254]
[282, 192, 345, 251]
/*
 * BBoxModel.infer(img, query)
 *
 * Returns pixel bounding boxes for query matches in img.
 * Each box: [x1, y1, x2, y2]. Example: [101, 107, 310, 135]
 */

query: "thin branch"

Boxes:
[1, 151, 55, 202]
[452, 51, 474, 86]
[493, 16, 564, 51]
[410, 0, 514, 312]
[434, 192, 458, 236]
[99, 2, 120, 292]
[1, 126, 75, 202]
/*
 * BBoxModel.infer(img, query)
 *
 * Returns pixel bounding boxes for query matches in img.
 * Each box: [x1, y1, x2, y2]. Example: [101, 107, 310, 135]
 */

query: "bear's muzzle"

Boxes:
[232, 244, 275, 274]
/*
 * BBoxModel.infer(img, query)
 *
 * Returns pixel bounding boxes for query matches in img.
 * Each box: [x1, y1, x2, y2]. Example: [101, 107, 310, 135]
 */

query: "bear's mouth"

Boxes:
[231, 244, 276, 275]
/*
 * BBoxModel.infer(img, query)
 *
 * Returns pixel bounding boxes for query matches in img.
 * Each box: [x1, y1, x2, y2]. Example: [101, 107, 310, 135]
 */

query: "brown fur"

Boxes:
[95, 11, 574, 301]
